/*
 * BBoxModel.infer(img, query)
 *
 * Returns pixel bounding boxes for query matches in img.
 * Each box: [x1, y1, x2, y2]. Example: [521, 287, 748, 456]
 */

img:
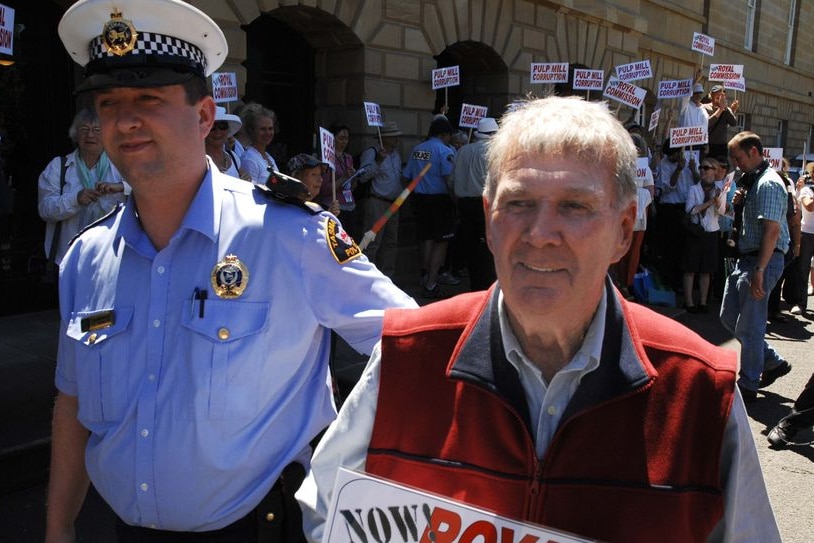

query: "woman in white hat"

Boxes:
[205, 106, 248, 180]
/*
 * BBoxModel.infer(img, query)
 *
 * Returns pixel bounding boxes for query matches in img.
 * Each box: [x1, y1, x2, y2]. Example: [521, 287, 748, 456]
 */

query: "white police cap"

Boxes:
[58, 0, 227, 92]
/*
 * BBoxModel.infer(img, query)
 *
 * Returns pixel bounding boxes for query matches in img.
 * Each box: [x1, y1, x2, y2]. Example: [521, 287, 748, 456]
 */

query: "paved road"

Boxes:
[1, 287, 812, 542]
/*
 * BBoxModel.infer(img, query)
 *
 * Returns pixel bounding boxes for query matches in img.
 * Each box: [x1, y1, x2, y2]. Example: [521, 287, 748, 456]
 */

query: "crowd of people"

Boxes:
[36, 1, 813, 542]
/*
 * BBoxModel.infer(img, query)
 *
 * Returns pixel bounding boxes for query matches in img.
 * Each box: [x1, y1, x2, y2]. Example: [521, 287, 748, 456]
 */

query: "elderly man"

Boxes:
[297, 97, 780, 543]
[46, 1, 415, 542]
[720, 131, 792, 402]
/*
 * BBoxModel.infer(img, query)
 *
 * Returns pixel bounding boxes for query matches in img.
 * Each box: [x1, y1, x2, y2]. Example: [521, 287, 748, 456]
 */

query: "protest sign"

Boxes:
[530, 62, 569, 84]
[323, 468, 597, 543]
[572, 69, 604, 90]
[724, 77, 746, 92]
[211, 72, 238, 103]
[615, 59, 652, 82]
[670, 126, 708, 148]
[708, 64, 744, 82]
[458, 103, 488, 129]
[649, 108, 661, 132]
[364, 102, 384, 127]
[432, 66, 460, 89]
[320, 127, 336, 170]
[636, 157, 651, 182]
[603, 77, 646, 109]
[691, 32, 715, 56]
[657, 79, 693, 100]
[684, 150, 700, 167]
[763, 148, 784, 170]
[0, 3, 14, 56]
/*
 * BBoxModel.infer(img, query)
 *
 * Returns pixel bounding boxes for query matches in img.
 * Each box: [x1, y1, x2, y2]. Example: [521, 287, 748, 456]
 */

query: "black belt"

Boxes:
[743, 249, 783, 257]
[370, 193, 395, 203]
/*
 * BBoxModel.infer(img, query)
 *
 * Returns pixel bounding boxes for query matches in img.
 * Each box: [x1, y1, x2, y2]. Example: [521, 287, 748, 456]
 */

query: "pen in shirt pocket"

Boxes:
[192, 288, 207, 318]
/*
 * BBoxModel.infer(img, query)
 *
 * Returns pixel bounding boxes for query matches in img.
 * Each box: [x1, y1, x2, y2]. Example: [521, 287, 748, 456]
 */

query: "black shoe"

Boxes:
[698, 304, 709, 314]
[759, 361, 792, 388]
[422, 283, 445, 299]
[767, 422, 798, 449]
[738, 384, 758, 403]
[768, 312, 789, 323]
[684, 304, 698, 314]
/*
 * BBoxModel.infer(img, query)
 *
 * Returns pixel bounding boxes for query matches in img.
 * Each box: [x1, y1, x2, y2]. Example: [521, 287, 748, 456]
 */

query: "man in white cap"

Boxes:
[678, 68, 710, 150]
[451, 117, 497, 290]
[47, 1, 415, 542]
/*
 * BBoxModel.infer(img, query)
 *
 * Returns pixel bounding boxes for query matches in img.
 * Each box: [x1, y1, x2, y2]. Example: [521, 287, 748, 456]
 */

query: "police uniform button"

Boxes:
[265, 512, 275, 522]
[87, 333, 98, 344]
[218, 328, 230, 340]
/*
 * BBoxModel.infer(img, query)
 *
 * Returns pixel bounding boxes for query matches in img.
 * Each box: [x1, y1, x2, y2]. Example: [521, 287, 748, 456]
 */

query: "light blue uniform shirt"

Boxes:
[403, 137, 454, 194]
[55, 165, 416, 531]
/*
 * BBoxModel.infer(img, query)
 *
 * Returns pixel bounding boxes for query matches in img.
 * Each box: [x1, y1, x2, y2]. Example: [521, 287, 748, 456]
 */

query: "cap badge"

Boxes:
[211, 254, 249, 299]
[102, 10, 138, 57]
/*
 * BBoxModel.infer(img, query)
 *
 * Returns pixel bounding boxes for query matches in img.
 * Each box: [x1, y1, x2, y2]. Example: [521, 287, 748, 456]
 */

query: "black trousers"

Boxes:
[457, 197, 496, 291]
[116, 463, 307, 543]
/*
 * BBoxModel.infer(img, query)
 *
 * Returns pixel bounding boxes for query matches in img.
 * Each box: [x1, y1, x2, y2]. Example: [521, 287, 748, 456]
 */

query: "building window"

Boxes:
[736, 113, 749, 132]
[785, 0, 798, 65]
[776, 120, 787, 149]
[745, 0, 757, 51]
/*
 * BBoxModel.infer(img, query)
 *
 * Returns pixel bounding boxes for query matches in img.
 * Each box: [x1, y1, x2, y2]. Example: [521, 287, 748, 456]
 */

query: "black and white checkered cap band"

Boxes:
[89, 31, 207, 74]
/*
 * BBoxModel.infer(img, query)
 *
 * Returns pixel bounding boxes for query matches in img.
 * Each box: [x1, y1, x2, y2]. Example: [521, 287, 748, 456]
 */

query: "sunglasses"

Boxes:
[700, 165, 716, 170]
[212, 122, 230, 131]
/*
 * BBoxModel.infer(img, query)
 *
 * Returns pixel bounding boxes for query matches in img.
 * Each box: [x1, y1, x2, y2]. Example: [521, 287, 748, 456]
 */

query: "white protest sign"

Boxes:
[684, 150, 700, 167]
[724, 77, 746, 92]
[458, 103, 488, 129]
[657, 79, 693, 100]
[0, 3, 14, 56]
[573, 69, 604, 90]
[691, 32, 715, 56]
[319, 127, 336, 170]
[323, 468, 597, 543]
[602, 77, 646, 109]
[432, 66, 460, 90]
[636, 157, 651, 182]
[615, 59, 652, 82]
[708, 64, 744, 82]
[670, 126, 708, 148]
[530, 62, 569, 84]
[763, 148, 784, 170]
[211, 72, 238, 103]
[649, 108, 661, 132]
[363, 102, 384, 127]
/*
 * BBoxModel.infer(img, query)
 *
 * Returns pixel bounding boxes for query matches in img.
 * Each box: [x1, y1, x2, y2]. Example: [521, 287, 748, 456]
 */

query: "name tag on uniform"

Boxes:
[80, 310, 115, 332]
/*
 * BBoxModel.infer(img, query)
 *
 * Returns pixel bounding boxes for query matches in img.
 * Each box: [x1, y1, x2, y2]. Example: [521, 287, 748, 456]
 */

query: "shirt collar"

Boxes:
[118, 160, 220, 255]
[498, 288, 605, 385]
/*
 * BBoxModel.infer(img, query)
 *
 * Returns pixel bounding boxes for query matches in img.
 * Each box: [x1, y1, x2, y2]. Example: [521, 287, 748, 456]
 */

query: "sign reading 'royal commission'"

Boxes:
[323, 468, 597, 543]
[0, 3, 14, 56]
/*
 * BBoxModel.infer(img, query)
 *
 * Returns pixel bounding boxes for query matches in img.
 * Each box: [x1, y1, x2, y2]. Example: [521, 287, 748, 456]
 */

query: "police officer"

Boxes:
[46, 1, 416, 542]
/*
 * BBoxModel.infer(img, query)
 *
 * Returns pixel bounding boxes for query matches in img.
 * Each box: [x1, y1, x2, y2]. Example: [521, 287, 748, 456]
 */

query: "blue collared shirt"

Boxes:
[55, 165, 416, 531]
[739, 164, 790, 254]
[403, 137, 454, 194]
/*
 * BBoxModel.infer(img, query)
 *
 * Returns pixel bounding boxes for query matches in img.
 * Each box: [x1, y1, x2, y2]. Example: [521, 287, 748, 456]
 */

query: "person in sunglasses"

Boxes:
[205, 106, 249, 181]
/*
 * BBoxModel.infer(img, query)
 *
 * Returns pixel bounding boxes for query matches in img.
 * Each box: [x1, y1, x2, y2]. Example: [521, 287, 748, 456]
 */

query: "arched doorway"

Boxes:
[434, 41, 509, 131]
[242, 7, 363, 164]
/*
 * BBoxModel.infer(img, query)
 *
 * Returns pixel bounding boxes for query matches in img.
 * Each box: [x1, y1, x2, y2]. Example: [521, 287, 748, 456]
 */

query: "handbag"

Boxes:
[681, 212, 705, 237]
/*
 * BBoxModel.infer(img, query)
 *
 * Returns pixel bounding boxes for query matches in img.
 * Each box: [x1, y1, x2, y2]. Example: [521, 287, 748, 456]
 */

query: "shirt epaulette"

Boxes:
[67, 202, 123, 247]
[253, 183, 321, 215]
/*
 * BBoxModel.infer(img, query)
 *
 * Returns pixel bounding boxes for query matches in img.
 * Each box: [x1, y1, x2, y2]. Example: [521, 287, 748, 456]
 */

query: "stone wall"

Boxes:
[190, 0, 814, 157]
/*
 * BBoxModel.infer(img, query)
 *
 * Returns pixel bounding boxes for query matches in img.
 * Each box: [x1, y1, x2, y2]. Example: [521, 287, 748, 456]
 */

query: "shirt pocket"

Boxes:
[65, 307, 134, 423]
[180, 299, 270, 420]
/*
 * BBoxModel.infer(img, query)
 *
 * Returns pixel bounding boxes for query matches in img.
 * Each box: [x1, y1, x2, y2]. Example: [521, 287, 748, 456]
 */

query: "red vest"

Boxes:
[367, 288, 736, 543]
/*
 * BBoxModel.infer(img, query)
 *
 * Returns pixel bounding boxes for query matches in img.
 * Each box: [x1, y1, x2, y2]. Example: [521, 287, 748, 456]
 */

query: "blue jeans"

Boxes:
[720, 252, 786, 391]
